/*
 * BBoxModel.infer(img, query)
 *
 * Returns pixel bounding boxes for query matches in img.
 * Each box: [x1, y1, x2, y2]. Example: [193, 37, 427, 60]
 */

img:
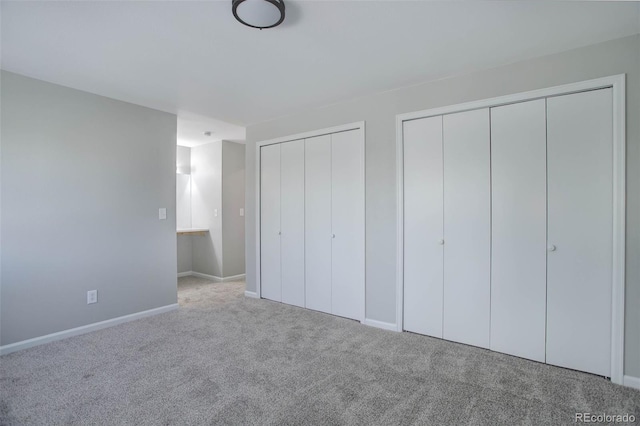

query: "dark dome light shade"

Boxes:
[232, 0, 285, 29]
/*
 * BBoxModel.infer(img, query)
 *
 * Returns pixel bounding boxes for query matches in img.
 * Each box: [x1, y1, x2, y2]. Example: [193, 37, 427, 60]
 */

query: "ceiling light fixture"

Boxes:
[232, 0, 285, 30]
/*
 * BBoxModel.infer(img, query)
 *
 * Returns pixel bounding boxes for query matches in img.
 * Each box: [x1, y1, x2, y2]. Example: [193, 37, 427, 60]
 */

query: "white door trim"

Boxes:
[396, 75, 626, 385]
[255, 121, 366, 323]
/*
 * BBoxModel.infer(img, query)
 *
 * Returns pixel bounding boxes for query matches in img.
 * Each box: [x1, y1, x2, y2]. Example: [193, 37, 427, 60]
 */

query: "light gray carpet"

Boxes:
[1, 276, 638, 425]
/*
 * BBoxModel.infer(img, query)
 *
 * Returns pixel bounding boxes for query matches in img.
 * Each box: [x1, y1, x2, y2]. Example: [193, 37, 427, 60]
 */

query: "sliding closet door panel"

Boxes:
[260, 144, 281, 302]
[403, 116, 444, 338]
[443, 109, 491, 349]
[490, 99, 547, 362]
[305, 135, 332, 314]
[546, 89, 613, 377]
[280, 140, 306, 308]
[331, 130, 365, 321]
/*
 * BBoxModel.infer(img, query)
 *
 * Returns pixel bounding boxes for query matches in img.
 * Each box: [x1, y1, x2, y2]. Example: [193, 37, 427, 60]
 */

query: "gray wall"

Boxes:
[1, 71, 178, 346]
[191, 141, 223, 277]
[176, 145, 193, 274]
[177, 236, 193, 274]
[176, 145, 191, 175]
[222, 141, 245, 278]
[245, 35, 640, 377]
[183, 141, 245, 279]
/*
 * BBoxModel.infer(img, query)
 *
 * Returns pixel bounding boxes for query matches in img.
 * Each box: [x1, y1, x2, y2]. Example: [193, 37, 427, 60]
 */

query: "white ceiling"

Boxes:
[177, 113, 246, 147]
[2, 1, 639, 130]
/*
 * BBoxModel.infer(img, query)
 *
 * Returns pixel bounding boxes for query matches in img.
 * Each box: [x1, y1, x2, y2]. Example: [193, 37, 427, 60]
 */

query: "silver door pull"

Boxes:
[438, 239, 444, 245]
[548, 244, 556, 252]
[332, 234, 336, 238]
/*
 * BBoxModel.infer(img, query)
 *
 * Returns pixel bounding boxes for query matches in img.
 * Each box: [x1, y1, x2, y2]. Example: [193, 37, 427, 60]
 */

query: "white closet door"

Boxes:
[280, 140, 306, 308]
[305, 135, 332, 314]
[490, 99, 547, 362]
[546, 89, 613, 377]
[331, 130, 365, 321]
[442, 109, 491, 348]
[260, 144, 281, 302]
[403, 116, 444, 337]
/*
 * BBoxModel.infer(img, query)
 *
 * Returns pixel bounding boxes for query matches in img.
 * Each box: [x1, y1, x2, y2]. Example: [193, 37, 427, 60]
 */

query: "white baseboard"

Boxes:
[223, 274, 246, 282]
[190, 271, 222, 282]
[178, 271, 246, 283]
[363, 318, 399, 332]
[0, 303, 179, 356]
[244, 291, 259, 299]
[623, 375, 640, 390]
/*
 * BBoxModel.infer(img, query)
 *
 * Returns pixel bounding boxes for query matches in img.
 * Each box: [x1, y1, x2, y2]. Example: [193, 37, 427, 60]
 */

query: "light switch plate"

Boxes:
[240, 208, 244, 217]
[214, 209, 218, 217]
[159, 208, 167, 220]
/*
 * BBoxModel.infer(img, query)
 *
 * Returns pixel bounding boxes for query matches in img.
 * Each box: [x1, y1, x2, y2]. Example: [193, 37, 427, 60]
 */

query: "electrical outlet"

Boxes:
[158, 208, 167, 220]
[240, 208, 244, 217]
[87, 290, 98, 304]
[214, 209, 218, 217]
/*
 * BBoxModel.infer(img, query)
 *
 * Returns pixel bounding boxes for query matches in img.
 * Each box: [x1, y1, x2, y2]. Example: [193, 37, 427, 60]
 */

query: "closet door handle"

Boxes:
[332, 234, 336, 239]
[278, 231, 281, 236]
[548, 244, 556, 252]
[438, 239, 444, 245]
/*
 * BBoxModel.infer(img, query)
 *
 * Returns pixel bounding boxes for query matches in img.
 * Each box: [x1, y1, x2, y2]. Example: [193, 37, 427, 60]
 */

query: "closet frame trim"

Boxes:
[255, 121, 366, 323]
[395, 74, 626, 385]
